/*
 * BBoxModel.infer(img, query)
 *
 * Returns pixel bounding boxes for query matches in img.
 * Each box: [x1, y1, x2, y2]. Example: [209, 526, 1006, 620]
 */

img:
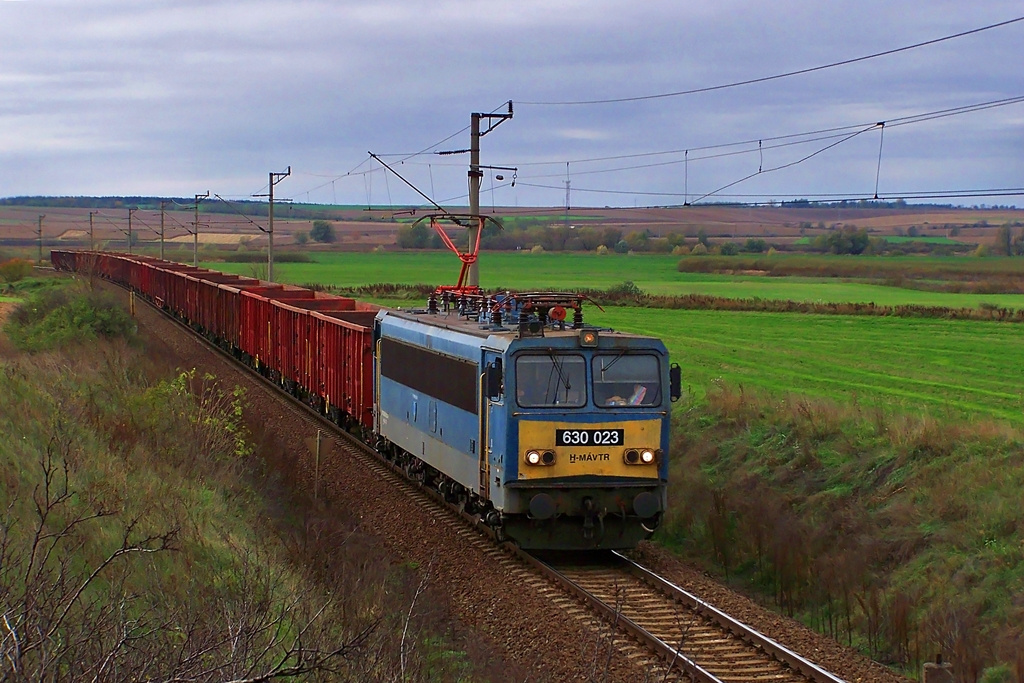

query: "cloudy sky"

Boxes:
[1, 0, 1022, 208]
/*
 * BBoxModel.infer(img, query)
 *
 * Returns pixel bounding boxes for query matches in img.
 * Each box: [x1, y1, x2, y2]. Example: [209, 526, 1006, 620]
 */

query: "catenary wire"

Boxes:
[518, 16, 1024, 105]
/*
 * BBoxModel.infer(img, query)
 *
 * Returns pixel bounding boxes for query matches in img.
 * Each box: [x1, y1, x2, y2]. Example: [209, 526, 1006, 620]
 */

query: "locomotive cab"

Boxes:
[500, 333, 672, 550]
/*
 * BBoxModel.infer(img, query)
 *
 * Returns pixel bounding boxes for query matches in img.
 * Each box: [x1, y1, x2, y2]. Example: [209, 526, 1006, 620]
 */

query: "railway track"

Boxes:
[132, 284, 849, 682]
[524, 551, 846, 683]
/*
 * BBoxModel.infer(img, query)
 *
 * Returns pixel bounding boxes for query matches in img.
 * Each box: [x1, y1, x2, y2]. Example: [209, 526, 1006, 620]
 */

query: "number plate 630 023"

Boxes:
[555, 428, 624, 447]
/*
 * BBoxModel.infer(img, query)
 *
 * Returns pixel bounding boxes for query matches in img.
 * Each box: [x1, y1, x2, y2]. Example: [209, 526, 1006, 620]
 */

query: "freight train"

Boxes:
[51, 250, 680, 550]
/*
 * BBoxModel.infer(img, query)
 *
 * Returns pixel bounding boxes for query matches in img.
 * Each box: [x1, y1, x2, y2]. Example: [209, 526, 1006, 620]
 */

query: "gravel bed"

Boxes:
[632, 543, 913, 683]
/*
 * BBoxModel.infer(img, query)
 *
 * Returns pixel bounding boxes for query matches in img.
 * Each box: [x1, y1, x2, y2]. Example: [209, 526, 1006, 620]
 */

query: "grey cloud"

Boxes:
[0, 0, 1021, 204]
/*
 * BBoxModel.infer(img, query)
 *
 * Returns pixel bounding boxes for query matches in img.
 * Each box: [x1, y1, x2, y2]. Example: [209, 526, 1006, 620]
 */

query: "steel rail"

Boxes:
[614, 551, 847, 683]
[517, 551, 724, 683]
[532, 552, 847, 682]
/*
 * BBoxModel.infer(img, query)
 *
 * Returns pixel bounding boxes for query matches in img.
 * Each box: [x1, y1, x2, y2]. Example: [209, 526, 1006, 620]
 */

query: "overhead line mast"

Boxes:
[466, 101, 513, 287]
[253, 166, 291, 282]
[193, 192, 209, 267]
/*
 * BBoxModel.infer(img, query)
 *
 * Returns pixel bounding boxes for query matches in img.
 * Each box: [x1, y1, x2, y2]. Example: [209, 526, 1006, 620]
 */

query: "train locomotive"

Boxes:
[51, 250, 680, 550]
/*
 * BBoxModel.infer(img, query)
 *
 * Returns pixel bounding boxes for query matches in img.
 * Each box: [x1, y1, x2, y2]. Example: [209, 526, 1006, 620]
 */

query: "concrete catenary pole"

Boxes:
[36, 214, 45, 264]
[193, 192, 209, 267]
[128, 208, 135, 254]
[267, 167, 290, 282]
[465, 102, 512, 288]
[467, 113, 482, 287]
[159, 201, 167, 260]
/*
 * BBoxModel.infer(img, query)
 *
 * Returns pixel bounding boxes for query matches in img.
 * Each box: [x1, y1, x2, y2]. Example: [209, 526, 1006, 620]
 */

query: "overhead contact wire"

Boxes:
[518, 16, 1024, 105]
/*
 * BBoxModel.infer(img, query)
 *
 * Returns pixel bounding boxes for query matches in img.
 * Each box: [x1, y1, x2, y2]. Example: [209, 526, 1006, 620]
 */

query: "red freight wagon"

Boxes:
[125, 255, 160, 294]
[152, 263, 211, 315]
[183, 271, 233, 325]
[98, 252, 130, 284]
[315, 308, 379, 430]
[50, 250, 76, 273]
[269, 293, 337, 385]
[273, 294, 358, 396]
[191, 273, 260, 341]
[215, 279, 279, 351]
[207, 276, 260, 348]
[240, 286, 316, 373]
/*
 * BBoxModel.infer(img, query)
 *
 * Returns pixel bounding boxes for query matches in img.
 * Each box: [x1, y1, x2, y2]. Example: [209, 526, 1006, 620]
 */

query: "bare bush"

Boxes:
[0, 433, 383, 683]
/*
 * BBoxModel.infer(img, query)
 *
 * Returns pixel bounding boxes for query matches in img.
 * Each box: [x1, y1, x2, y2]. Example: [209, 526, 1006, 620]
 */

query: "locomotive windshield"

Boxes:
[593, 353, 661, 407]
[516, 353, 587, 407]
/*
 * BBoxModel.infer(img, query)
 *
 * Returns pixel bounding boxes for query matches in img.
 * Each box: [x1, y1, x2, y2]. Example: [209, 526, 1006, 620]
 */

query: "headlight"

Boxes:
[525, 449, 556, 466]
[625, 448, 659, 465]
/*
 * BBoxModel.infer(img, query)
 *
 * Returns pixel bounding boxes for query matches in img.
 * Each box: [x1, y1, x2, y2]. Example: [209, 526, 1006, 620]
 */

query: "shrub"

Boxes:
[691, 243, 709, 255]
[607, 281, 644, 298]
[5, 287, 135, 351]
[222, 252, 311, 264]
[596, 244, 609, 255]
[530, 244, 544, 254]
[0, 258, 33, 287]
[310, 220, 336, 243]
[744, 238, 768, 253]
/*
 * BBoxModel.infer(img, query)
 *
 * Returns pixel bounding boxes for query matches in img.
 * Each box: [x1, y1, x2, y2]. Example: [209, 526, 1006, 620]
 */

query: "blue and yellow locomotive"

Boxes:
[374, 292, 680, 550]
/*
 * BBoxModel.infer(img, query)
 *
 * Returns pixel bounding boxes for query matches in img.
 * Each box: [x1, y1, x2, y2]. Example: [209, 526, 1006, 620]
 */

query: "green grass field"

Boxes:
[199, 251, 1024, 424]
[206, 251, 1024, 309]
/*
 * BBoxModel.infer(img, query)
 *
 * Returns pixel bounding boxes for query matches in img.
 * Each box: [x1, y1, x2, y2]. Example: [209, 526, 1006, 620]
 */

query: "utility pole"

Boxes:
[36, 214, 45, 264]
[89, 211, 96, 251]
[128, 208, 136, 254]
[159, 201, 166, 260]
[466, 101, 513, 287]
[193, 191, 209, 267]
[564, 179, 571, 230]
[254, 167, 290, 282]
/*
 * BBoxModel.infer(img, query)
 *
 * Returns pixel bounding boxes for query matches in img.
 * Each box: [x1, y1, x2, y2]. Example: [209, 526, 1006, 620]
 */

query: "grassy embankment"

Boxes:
[210, 250, 1024, 681]
[0, 278, 491, 681]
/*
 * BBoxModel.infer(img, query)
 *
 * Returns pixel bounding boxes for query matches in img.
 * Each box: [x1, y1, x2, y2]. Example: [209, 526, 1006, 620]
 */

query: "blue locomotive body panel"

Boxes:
[374, 310, 512, 507]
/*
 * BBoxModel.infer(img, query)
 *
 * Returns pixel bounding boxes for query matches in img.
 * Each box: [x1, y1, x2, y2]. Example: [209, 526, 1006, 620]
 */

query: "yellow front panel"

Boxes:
[517, 419, 661, 480]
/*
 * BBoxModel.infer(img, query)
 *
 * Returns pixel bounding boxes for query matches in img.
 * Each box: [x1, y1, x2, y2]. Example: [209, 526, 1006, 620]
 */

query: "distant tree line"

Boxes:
[396, 219, 973, 257]
[0, 196, 388, 222]
[398, 217, 698, 254]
